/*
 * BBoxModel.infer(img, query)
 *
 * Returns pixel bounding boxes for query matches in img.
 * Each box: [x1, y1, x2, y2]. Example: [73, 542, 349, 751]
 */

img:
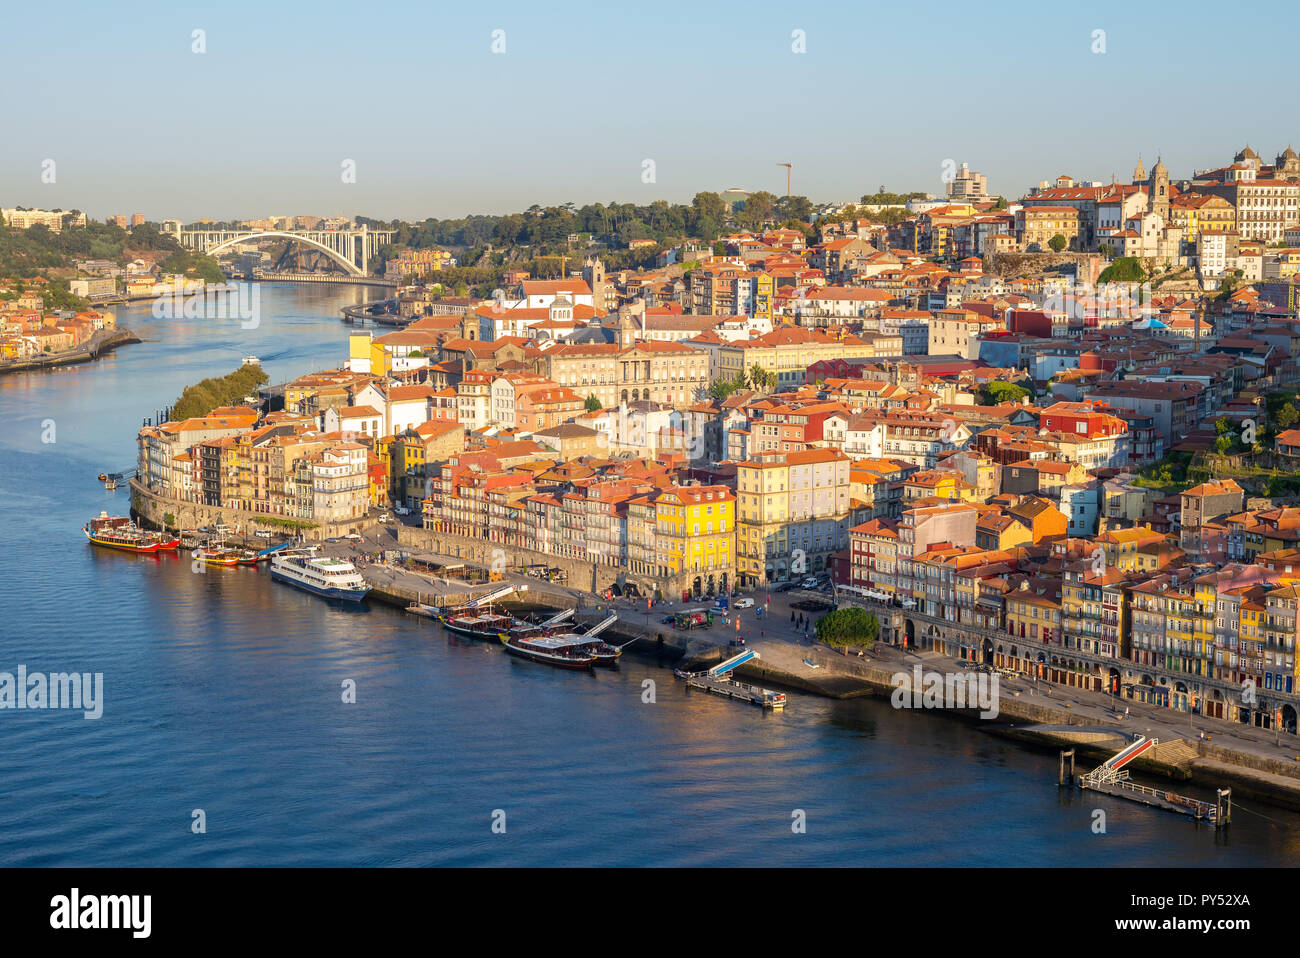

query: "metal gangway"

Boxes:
[580, 612, 618, 638]
[464, 584, 524, 609]
[98, 467, 136, 490]
[538, 608, 575, 628]
[1079, 735, 1157, 787]
[675, 649, 786, 710]
[1072, 736, 1230, 827]
[708, 648, 759, 678]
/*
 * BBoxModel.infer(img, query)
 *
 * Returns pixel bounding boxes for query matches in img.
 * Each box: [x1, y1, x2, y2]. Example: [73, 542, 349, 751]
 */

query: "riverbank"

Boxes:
[731, 639, 1300, 812]
[0, 328, 141, 376]
[305, 527, 1300, 816]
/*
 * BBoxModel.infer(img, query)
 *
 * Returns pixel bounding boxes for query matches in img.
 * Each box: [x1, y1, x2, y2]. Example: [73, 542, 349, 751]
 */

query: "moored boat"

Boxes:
[441, 610, 520, 638]
[193, 546, 241, 567]
[498, 632, 599, 670]
[269, 550, 369, 601]
[83, 512, 180, 553]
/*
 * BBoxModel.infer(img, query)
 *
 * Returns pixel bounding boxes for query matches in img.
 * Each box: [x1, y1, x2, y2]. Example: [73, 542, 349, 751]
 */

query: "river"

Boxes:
[1, 282, 1298, 866]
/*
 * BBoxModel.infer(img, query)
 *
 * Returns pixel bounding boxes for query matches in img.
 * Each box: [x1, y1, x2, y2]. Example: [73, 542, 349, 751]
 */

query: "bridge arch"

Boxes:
[202, 231, 364, 276]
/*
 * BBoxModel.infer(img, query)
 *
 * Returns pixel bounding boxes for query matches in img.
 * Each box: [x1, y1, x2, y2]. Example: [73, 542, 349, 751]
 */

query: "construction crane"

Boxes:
[777, 163, 792, 196]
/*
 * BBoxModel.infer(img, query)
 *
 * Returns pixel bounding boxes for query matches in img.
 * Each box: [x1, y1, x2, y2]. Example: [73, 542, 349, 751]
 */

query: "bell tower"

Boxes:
[1148, 156, 1169, 222]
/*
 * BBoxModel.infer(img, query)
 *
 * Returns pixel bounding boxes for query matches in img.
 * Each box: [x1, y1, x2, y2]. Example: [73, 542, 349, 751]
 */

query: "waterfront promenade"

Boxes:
[0, 327, 139, 376]
[319, 520, 1300, 809]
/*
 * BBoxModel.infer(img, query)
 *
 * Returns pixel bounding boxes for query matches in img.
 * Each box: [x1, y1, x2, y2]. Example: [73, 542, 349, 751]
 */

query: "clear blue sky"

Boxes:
[2, 0, 1294, 222]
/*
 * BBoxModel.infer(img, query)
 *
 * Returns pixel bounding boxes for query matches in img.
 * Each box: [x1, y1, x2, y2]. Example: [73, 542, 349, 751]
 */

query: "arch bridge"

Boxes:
[177, 225, 395, 277]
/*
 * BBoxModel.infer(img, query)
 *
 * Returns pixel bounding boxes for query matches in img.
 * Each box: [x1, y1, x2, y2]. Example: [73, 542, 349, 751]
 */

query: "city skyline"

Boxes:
[6, 139, 1299, 228]
[2, 0, 1294, 221]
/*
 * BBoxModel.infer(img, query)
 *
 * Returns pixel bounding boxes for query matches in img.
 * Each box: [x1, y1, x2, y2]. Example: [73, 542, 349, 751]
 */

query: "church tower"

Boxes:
[616, 301, 643, 349]
[582, 256, 608, 311]
[1148, 156, 1169, 222]
[1132, 155, 1146, 185]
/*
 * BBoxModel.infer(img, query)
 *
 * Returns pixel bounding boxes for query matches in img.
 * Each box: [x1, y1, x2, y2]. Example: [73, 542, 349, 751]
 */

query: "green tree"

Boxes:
[707, 371, 746, 401]
[736, 191, 777, 231]
[1278, 403, 1300, 431]
[584, 394, 602, 412]
[170, 365, 269, 420]
[815, 607, 879, 648]
[982, 381, 1030, 405]
[1097, 256, 1146, 285]
[1047, 234, 1068, 253]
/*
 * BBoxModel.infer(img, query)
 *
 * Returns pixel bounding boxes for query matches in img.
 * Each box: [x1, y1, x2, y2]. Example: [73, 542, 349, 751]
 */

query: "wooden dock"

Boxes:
[682, 673, 787, 709]
[676, 651, 787, 709]
[1061, 741, 1231, 827]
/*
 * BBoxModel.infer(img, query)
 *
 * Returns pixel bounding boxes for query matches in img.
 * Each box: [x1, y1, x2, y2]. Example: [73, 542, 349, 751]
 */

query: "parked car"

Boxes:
[734, 597, 755, 609]
[801, 577, 820, 589]
[376, 513, 391, 523]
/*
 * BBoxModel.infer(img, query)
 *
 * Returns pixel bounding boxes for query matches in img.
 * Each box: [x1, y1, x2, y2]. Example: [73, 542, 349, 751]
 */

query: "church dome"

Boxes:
[1235, 144, 1258, 162]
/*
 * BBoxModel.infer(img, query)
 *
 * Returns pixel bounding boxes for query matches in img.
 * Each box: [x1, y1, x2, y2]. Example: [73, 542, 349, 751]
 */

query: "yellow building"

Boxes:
[716, 327, 873, 390]
[1163, 585, 1203, 679]
[903, 469, 976, 502]
[1094, 526, 1163, 573]
[1004, 580, 1063, 646]
[654, 485, 736, 591]
[1171, 194, 1235, 241]
[1238, 588, 1267, 686]
[736, 448, 852, 587]
[753, 271, 774, 321]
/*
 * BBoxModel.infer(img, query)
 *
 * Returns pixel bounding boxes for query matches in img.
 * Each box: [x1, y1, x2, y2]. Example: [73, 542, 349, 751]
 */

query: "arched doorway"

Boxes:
[692, 576, 702, 597]
[1107, 667, 1120, 696]
[1174, 681, 1189, 712]
[1207, 689, 1225, 720]
[903, 618, 915, 650]
[1284, 704, 1298, 734]
[981, 637, 993, 665]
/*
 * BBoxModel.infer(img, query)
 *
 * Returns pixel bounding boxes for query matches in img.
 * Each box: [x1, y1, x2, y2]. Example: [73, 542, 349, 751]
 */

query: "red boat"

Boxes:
[83, 512, 180, 553]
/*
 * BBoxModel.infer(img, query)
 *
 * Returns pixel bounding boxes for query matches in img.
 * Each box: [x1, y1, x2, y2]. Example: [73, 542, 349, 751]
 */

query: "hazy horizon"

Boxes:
[2, 0, 1294, 223]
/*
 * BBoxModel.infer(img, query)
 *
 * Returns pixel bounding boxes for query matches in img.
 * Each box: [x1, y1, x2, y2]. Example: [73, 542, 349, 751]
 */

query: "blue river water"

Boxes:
[2, 283, 1298, 866]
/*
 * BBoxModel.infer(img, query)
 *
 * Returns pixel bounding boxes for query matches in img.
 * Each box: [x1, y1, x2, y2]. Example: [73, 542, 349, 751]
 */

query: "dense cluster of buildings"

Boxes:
[0, 277, 116, 360]
[125, 143, 1300, 726]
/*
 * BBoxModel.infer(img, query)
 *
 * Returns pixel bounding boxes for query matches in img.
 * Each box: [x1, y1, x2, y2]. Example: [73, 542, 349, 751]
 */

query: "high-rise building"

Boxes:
[946, 162, 989, 200]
